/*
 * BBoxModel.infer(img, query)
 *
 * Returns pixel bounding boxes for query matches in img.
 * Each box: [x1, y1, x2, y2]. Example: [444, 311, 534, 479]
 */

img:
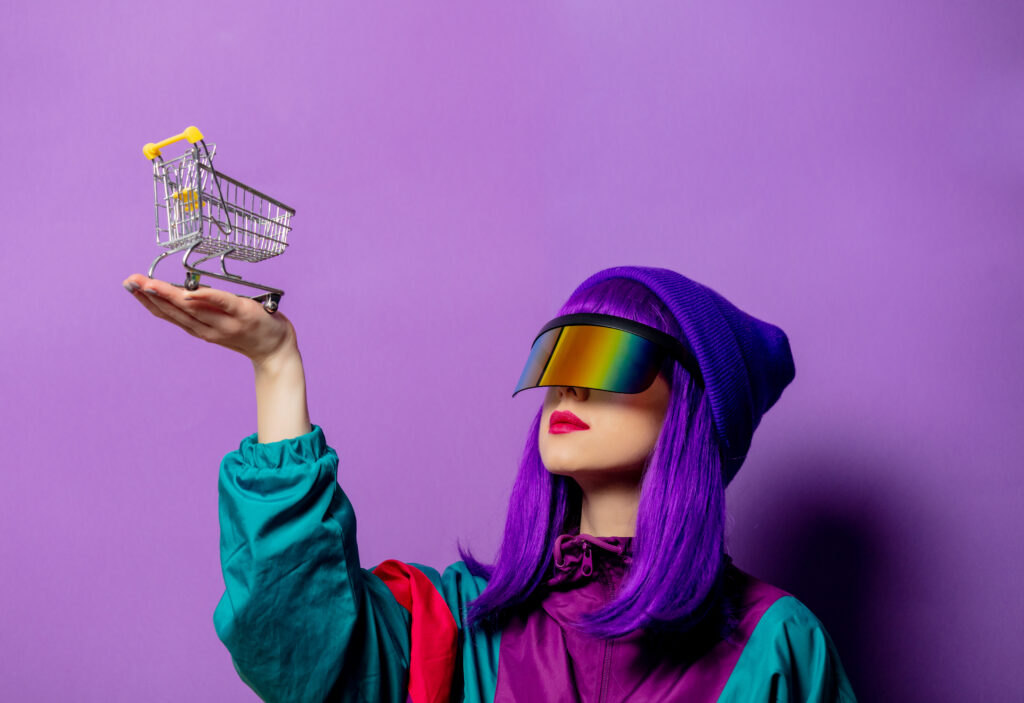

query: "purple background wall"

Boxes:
[2, 1, 1021, 700]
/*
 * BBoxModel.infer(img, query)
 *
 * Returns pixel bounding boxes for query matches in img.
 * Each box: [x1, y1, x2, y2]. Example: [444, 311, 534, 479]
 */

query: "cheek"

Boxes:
[606, 412, 663, 456]
[601, 393, 668, 457]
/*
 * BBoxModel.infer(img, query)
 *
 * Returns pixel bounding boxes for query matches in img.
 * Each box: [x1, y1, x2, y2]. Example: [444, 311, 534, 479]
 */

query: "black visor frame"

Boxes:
[514, 312, 705, 396]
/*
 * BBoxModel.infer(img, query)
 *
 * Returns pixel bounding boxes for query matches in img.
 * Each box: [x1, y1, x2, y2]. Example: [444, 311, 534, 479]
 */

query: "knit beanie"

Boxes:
[570, 266, 795, 486]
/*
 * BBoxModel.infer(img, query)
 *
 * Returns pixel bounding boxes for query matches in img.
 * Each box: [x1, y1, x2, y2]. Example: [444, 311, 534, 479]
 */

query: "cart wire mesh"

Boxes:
[151, 142, 295, 263]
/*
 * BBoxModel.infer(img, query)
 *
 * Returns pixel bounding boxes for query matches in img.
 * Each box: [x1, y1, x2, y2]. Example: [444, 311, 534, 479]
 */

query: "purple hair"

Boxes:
[460, 277, 734, 640]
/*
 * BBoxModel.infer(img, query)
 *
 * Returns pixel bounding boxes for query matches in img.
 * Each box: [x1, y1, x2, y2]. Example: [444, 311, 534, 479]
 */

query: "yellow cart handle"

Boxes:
[143, 126, 204, 160]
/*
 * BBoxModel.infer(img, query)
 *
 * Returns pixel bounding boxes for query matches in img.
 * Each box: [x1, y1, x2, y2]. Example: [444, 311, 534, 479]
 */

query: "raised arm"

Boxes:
[123, 275, 414, 702]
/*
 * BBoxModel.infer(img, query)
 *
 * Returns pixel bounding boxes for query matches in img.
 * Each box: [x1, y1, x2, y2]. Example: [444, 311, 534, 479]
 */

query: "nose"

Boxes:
[557, 385, 590, 401]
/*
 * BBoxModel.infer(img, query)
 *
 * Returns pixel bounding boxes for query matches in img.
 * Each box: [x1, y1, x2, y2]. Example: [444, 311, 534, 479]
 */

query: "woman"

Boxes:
[123, 265, 856, 702]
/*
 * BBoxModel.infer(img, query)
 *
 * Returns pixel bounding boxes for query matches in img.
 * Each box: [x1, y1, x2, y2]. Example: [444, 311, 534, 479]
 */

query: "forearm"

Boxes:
[252, 343, 312, 444]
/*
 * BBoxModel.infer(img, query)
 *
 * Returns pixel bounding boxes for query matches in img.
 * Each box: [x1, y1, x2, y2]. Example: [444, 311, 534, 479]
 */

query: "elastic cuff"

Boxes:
[236, 424, 327, 469]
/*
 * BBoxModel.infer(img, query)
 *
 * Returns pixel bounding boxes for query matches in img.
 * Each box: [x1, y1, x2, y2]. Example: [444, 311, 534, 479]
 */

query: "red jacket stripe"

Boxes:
[372, 559, 458, 703]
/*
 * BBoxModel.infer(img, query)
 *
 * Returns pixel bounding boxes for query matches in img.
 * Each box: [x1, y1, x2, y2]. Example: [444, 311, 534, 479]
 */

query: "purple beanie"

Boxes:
[570, 266, 795, 486]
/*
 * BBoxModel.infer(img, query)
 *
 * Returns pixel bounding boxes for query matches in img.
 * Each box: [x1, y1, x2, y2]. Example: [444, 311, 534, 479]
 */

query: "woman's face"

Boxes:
[538, 374, 672, 480]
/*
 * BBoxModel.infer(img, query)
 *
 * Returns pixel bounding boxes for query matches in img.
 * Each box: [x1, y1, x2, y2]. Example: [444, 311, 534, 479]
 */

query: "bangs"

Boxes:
[558, 277, 682, 342]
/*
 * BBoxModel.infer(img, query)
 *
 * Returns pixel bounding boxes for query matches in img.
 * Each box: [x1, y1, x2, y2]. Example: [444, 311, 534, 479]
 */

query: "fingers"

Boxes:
[122, 274, 149, 292]
[181, 286, 241, 315]
[123, 276, 215, 339]
[140, 277, 187, 302]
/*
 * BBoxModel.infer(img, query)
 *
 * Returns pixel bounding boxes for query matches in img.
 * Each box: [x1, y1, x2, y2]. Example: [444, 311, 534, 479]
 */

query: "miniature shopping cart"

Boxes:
[142, 126, 295, 313]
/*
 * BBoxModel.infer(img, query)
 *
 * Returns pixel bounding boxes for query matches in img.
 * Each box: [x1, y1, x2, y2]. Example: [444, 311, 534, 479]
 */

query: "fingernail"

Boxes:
[144, 288, 161, 296]
[123, 282, 140, 292]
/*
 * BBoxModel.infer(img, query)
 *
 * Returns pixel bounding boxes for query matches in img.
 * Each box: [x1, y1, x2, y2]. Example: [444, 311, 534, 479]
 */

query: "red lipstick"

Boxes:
[549, 410, 590, 434]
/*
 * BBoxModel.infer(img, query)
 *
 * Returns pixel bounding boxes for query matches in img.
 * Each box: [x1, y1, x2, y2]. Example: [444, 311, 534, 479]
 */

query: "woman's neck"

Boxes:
[575, 472, 642, 537]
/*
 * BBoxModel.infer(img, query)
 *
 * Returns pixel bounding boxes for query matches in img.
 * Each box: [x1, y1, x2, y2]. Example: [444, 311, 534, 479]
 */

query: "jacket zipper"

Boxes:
[597, 639, 613, 703]
[596, 554, 613, 703]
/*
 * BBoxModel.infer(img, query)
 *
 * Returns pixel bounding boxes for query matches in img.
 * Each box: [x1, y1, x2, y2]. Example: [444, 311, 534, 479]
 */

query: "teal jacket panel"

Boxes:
[717, 596, 858, 702]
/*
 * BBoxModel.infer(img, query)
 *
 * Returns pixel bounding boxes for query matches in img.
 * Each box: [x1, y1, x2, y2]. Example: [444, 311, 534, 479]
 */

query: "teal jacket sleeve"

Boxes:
[717, 596, 858, 702]
[213, 424, 412, 703]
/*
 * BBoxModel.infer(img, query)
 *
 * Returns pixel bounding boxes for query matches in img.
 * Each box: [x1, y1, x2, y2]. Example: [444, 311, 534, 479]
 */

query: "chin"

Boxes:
[545, 460, 648, 483]
[542, 461, 582, 477]
[544, 462, 627, 477]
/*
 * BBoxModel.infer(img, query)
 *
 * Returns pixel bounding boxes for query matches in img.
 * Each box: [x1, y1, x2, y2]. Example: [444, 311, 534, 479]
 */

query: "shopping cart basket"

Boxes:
[142, 126, 295, 313]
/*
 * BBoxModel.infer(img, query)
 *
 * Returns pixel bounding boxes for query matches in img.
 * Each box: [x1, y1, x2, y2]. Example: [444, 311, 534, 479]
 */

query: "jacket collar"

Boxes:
[547, 530, 633, 587]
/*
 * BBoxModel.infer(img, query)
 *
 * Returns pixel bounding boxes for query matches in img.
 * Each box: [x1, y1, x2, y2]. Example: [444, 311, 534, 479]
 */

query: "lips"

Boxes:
[549, 410, 590, 434]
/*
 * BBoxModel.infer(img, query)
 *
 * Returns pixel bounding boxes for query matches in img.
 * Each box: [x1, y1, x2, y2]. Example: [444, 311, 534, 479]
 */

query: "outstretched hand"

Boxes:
[122, 274, 298, 366]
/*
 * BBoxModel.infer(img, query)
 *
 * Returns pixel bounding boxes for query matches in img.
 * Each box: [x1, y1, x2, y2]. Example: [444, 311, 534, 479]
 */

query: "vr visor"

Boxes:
[513, 313, 703, 396]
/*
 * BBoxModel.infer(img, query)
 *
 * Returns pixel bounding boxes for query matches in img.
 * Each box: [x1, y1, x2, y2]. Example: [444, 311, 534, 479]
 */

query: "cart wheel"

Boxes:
[184, 272, 201, 291]
[263, 298, 279, 314]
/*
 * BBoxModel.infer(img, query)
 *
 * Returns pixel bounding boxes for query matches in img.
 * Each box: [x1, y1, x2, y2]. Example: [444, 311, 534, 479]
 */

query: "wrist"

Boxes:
[251, 340, 301, 376]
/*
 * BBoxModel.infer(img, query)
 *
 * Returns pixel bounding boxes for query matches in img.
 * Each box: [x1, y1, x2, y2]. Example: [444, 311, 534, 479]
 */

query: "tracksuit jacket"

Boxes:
[214, 424, 857, 702]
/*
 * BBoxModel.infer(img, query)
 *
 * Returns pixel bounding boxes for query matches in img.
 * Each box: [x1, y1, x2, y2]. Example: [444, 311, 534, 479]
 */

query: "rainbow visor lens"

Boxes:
[513, 314, 676, 396]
